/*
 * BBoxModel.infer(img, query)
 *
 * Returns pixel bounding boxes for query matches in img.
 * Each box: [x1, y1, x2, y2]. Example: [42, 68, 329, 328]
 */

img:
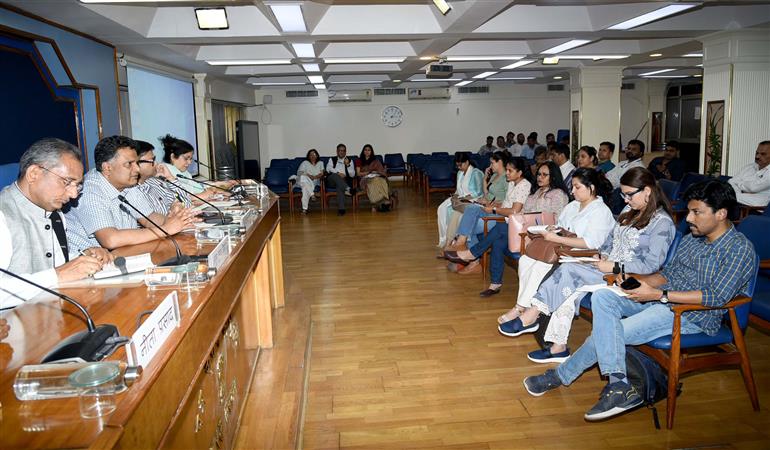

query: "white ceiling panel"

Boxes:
[637, 5, 770, 31]
[313, 5, 442, 35]
[475, 6, 593, 33]
[443, 40, 532, 56]
[320, 42, 416, 58]
[196, 44, 293, 61]
[147, 6, 280, 38]
[225, 65, 303, 76]
[324, 64, 402, 73]
[327, 74, 390, 83]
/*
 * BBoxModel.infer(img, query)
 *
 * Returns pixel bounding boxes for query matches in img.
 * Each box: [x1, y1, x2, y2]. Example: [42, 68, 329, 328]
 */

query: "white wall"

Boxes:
[245, 84, 569, 162]
[621, 81, 650, 149]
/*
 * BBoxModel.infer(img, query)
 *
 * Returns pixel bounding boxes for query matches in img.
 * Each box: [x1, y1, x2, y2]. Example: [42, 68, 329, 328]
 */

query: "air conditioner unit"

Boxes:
[327, 89, 373, 102]
[407, 87, 451, 100]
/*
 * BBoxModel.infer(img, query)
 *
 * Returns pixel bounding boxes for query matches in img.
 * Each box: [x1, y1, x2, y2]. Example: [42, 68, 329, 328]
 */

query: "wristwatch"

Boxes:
[659, 289, 669, 304]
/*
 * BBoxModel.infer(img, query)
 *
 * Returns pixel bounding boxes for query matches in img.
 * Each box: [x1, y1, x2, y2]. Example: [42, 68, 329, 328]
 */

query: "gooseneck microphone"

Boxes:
[176, 174, 233, 194]
[0, 267, 124, 363]
[157, 176, 232, 225]
[117, 195, 192, 266]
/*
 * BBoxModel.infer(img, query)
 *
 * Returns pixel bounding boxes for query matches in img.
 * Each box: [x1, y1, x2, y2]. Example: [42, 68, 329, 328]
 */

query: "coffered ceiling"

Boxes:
[5, 1, 770, 90]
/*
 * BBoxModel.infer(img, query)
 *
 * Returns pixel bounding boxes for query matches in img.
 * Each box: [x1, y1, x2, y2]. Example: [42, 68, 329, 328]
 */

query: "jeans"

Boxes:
[556, 289, 703, 385]
[457, 204, 498, 247]
[469, 223, 516, 284]
[326, 173, 349, 210]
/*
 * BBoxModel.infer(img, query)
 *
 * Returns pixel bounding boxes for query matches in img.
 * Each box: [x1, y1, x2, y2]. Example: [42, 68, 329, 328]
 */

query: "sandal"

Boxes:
[497, 305, 525, 325]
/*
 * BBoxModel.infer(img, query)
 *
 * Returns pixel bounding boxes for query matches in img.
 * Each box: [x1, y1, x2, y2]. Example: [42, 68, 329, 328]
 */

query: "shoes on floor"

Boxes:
[523, 369, 562, 397]
[337, 209, 346, 216]
[479, 288, 501, 298]
[301, 209, 308, 215]
[527, 347, 571, 364]
[458, 260, 481, 275]
[498, 317, 539, 337]
[584, 381, 643, 421]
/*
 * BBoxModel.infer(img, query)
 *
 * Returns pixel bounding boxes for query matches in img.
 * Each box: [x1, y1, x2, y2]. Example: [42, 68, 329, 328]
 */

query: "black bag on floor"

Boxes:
[625, 345, 677, 429]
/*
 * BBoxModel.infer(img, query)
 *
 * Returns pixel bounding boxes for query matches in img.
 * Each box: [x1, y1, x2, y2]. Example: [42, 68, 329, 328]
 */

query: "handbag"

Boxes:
[507, 212, 557, 253]
[524, 229, 577, 264]
[450, 195, 476, 213]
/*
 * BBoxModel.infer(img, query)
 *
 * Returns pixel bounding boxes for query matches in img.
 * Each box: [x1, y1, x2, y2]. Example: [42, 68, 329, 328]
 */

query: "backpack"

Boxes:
[625, 346, 677, 429]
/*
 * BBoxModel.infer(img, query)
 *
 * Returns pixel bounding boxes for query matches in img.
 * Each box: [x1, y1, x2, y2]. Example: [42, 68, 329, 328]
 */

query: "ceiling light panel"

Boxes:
[643, 75, 688, 78]
[195, 8, 228, 30]
[250, 82, 306, 85]
[307, 75, 324, 84]
[269, 3, 307, 33]
[433, 0, 452, 15]
[541, 40, 591, 55]
[302, 64, 320, 72]
[683, 53, 703, 57]
[638, 68, 676, 76]
[455, 80, 473, 87]
[208, 60, 291, 66]
[542, 57, 560, 65]
[314, 84, 326, 90]
[608, 4, 698, 30]
[445, 56, 524, 62]
[500, 59, 535, 70]
[291, 43, 315, 58]
[323, 57, 406, 64]
[473, 71, 497, 79]
[557, 55, 629, 60]
[488, 77, 536, 81]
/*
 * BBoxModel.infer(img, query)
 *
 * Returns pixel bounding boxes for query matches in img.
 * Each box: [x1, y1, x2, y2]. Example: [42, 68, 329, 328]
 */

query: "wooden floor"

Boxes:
[238, 182, 770, 450]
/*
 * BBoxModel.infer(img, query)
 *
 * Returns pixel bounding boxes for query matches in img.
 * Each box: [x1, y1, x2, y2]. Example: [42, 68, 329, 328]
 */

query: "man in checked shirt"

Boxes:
[523, 179, 756, 421]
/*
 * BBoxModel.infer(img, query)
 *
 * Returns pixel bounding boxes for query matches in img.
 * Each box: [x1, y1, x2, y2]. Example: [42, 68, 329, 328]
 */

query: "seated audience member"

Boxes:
[523, 179, 756, 421]
[297, 149, 325, 214]
[496, 136, 507, 152]
[447, 161, 569, 297]
[0, 139, 110, 309]
[325, 143, 356, 216]
[559, 135, 570, 147]
[526, 168, 676, 363]
[648, 140, 685, 181]
[515, 133, 526, 156]
[521, 133, 539, 160]
[597, 141, 616, 173]
[356, 144, 391, 212]
[728, 140, 770, 207]
[134, 140, 192, 215]
[160, 135, 224, 200]
[505, 132, 516, 151]
[549, 143, 576, 190]
[576, 146, 599, 169]
[529, 146, 548, 177]
[437, 152, 484, 248]
[479, 136, 496, 156]
[605, 139, 646, 189]
[66, 136, 198, 250]
[546, 133, 556, 145]
[446, 157, 532, 274]
[497, 168, 615, 335]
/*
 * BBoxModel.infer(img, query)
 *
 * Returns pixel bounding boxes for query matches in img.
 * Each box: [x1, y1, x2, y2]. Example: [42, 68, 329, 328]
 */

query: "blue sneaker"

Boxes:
[584, 381, 643, 421]
[498, 317, 539, 337]
[523, 369, 562, 397]
[527, 347, 571, 364]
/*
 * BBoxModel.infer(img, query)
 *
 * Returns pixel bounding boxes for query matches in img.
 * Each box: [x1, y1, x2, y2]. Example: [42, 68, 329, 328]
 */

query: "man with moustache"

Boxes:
[729, 140, 770, 207]
[65, 136, 197, 251]
[605, 139, 646, 189]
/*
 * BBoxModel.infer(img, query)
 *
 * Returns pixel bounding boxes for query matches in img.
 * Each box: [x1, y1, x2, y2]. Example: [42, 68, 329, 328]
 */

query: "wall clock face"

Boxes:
[382, 105, 403, 127]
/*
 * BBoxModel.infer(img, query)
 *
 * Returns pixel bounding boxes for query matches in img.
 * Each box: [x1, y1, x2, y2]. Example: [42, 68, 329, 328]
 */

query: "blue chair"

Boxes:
[0, 162, 19, 188]
[658, 179, 680, 202]
[671, 172, 709, 210]
[637, 251, 759, 429]
[423, 160, 455, 204]
[384, 153, 406, 181]
[263, 166, 292, 212]
[431, 151, 449, 157]
[740, 216, 770, 330]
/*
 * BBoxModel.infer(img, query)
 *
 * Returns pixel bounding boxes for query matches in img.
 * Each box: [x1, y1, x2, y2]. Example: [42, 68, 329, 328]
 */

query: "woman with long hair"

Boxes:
[497, 168, 615, 335]
[297, 148, 325, 214]
[437, 152, 483, 248]
[356, 144, 391, 211]
[576, 146, 599, 169]
[521, 167, 676, 362]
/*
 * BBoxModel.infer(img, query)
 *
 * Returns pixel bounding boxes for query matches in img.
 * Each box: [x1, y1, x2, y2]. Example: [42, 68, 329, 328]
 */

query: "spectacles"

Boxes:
[536, 172, 550, 177]
[138, 159, 156, 165]
[620, 187, 643, 200]
[39, 166, 83, 193]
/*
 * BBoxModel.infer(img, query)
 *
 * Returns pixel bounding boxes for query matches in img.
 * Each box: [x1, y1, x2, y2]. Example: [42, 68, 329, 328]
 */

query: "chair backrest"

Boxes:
[384, 153, 405, 168]
[658, 179, 680, 202]
[735, 254, 760, 329]
[320, 156, 330, 167]
[676, 172, 709, 200]
[289, 159, 302, 175]
[269, 158, 291, 169]
[264, 166, 289, 186]
[431, 151, 449, 156]
[663, 230, 683, 266]
[427, 160, 454, 181]
[0, 162, 19, 189]
[406, 153, 422, 165]
[375, 154, 384, 166]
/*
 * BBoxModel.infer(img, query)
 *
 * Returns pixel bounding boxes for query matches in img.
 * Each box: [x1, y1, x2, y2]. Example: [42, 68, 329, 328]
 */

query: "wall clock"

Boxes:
[381, 105, 403, 127]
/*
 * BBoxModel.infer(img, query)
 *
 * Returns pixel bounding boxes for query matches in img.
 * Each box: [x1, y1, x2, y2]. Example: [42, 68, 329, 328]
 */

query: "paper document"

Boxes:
[528, 225, 560, 234]
[559, 256, 600, 264]
[576, 284, 629, 297]
[94, 253, 154, 279]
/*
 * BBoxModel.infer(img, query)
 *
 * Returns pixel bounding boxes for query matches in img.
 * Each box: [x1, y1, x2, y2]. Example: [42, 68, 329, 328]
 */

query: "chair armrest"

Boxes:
[760, 259, 770, 270]
[671, 295, 751, 313]
[482, 216, 505, 234]
[738, 204, 765, 219]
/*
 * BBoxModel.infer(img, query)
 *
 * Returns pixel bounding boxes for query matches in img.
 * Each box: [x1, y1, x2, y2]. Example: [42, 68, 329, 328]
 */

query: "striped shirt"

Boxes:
[661, 226, 756, 336]
[136, 177, 192, 215]
[64, 169, 155, 251]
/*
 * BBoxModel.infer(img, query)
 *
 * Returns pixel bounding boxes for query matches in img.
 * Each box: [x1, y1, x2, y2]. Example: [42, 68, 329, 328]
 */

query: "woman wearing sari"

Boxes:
[356, 144, 391, 211]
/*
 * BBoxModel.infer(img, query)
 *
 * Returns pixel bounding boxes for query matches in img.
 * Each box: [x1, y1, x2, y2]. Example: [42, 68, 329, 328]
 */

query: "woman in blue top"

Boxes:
[437, 152, 483, 248]
[160, 134, 229, 200]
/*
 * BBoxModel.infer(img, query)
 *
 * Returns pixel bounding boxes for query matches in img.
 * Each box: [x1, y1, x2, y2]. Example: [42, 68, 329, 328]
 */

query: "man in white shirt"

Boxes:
[549, 143, 576, 190]
[478, 136, 496, 156]
[729, 141, 770, 207]
[510, 133, 525, 157]
[496, 136, 507, 153]
[604, 139, 646, 189]
[325, 143, 356, 215]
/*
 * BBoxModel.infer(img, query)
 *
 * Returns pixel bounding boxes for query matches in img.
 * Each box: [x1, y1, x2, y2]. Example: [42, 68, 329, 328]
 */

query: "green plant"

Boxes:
[705, 104, 723, 177]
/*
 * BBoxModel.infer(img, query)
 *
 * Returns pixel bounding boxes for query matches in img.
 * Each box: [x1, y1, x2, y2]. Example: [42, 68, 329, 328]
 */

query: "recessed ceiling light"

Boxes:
[302, 64, 320, 72]
[420, 56, 435, 61]
[250, 82, 306, 86]
[489, 77, 536, 80]
[553, 76, 563, 80]
[329, 81, 380, 84]
[683, 53, 703, 57]
[473, 71, 498, 79]
[693, 74, 702, 77]
[291, 43, 315, 58]
[268, 3, 307, 33]
[542, 40, 591, 55]
[501, 59, 535, 70]
[608, 4, 698, 30]
[307, 75, 324, 84]
[639, 68, 676, 76]
[195, 8, 228, 30]
[323, 57, 406, 64]
[696, 64, 703, 67]
[207, 59, 292, 66]
[557, 55, 630, 60]
[542, 57, 560, 65]
[649, 53, 663, 57]
[433, 0, 452, 15]
[314, 84, 326, 90]
[393, 79, 402, 83]
[445, 56, 524, 61]
[455, 80, 473, 87]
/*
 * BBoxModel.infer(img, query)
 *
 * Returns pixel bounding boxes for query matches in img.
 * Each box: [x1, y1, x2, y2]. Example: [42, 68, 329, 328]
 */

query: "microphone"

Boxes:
[0, 267, 124, 363]
[157, 176, 233, 225]
[117, 195, 193, 266]
[192, 158, 211, 169]
[176, 174, 232, 194]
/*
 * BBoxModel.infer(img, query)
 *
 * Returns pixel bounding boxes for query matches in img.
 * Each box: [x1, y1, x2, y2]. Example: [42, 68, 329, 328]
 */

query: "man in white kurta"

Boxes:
[728, 141, 770, 207]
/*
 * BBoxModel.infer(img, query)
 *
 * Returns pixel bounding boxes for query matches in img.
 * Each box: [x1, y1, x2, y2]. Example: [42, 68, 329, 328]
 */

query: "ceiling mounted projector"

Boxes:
[426, 64, 453, 79]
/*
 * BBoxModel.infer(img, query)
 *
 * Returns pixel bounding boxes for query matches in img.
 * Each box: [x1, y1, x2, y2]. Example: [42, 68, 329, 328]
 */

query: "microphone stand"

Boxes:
[0, 267, 124, 363]
[157, 176, 232, 225]
[117, 195, 193, 266]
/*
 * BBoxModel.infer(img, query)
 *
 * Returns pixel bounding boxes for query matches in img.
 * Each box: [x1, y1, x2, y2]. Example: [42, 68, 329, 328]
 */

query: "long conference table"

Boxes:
[0, 196, 285, 449]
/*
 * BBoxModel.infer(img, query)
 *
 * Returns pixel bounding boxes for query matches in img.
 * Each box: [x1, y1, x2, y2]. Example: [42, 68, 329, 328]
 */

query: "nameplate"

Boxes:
[127, 291, 180, 369]
[207, 235, 231, 272]
[241, 209, 257, 232]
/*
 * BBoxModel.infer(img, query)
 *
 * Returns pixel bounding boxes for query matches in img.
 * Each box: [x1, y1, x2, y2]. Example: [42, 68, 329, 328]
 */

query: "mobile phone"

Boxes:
[620, 277, 641, 290]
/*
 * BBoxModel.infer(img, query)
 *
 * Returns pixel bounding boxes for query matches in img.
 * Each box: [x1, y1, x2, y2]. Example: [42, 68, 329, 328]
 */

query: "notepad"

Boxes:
[93, 253, 154, 280]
